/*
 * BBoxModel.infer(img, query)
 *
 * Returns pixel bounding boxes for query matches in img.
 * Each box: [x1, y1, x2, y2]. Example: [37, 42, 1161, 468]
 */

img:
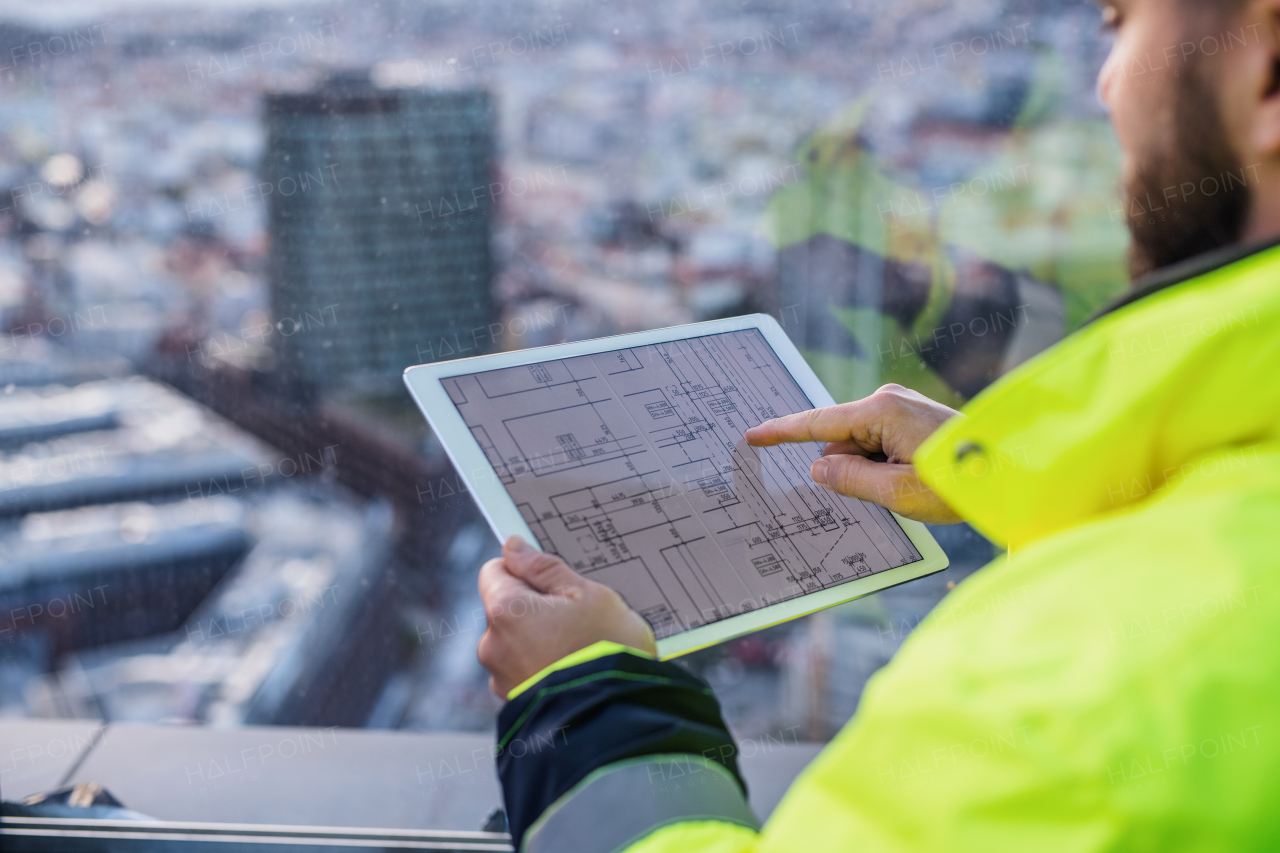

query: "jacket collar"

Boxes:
[1087, 234, 1280, 326]
[915, 240, 1280, 549]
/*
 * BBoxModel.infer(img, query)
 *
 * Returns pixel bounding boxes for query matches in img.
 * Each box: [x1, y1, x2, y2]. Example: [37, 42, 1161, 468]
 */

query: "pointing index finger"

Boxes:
[745, 404, 862, 447]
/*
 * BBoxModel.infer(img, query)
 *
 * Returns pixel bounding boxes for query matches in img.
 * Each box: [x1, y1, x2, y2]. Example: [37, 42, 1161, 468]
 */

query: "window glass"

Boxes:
[0, 0, 1121, 832]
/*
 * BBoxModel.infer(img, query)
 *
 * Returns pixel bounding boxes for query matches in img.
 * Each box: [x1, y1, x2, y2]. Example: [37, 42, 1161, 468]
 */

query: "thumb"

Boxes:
[478, 556, 532, 610]
[811, 455, 917, 509]
[503, 536, 584, 595]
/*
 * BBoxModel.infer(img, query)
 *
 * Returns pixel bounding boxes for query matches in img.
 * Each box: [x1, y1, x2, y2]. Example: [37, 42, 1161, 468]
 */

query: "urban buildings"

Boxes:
[0, 0, 1124, 749]
[264, 79, 497, 392]
[0, 342, 411, 727]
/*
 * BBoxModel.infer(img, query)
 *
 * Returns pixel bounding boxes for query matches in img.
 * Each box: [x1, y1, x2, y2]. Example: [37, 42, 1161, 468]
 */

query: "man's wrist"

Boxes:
[505, 640, 656, 700]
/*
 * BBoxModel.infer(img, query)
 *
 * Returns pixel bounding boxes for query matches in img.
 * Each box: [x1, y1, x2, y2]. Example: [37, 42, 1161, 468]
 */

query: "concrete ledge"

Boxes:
[0, 720, 104, 801]
[0, 720, 823, 830]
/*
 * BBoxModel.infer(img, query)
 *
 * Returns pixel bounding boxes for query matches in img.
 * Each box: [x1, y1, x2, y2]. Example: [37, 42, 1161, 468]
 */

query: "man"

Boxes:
[476, 0, 1280, 849]
[766, 86, 1126, 409]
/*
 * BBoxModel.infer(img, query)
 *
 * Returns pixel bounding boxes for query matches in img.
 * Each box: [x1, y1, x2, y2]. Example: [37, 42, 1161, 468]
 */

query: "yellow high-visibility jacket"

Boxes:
[494, 238, 1280, 853]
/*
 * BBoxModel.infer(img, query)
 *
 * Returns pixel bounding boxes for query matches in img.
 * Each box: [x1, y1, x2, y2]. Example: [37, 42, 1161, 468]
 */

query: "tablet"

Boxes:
[404, 314, 948, 659]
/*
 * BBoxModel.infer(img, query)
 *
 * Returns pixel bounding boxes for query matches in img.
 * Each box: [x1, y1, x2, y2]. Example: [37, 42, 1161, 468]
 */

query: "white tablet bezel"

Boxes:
[404, 313, 949, 659]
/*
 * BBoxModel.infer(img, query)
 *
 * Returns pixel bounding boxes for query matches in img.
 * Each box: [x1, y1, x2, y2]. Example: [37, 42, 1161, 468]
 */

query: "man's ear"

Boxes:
[1250, 2, 1280, 156]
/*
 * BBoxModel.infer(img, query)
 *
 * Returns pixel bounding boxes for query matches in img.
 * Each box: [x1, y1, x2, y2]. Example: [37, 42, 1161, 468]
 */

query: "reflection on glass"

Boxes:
[0, 0, 1122, 836]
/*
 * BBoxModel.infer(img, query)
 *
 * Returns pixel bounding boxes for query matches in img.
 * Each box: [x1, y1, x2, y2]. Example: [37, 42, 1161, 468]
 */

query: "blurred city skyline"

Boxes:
[0, 0, 1127, 741]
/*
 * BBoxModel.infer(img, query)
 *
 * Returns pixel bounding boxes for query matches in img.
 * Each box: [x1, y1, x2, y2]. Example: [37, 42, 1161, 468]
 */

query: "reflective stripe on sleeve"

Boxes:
[524, 755, 760, 853]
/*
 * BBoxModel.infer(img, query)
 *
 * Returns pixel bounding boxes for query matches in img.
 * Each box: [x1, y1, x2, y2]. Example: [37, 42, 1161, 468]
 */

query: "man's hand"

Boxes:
[477, 536, 657, 698]
[744, 384, 964, 525]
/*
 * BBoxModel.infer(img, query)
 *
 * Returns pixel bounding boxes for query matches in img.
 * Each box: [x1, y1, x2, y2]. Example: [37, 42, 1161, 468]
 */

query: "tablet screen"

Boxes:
[442, 328, 923, 639]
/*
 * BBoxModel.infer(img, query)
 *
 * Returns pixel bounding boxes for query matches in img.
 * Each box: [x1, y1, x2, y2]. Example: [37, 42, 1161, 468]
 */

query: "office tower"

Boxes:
[264, 77, 496, 391]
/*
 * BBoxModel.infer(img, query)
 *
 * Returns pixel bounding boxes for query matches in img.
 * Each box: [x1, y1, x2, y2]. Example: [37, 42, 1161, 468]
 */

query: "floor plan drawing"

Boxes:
[444, 329, 922, 639]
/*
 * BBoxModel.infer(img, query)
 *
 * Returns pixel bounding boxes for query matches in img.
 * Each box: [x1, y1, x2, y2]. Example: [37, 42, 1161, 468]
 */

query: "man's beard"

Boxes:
[1123, 70, 1253, 279]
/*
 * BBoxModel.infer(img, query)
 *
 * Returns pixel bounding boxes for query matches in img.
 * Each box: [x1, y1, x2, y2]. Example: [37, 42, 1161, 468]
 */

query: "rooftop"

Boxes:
[1, 718, 823, 849]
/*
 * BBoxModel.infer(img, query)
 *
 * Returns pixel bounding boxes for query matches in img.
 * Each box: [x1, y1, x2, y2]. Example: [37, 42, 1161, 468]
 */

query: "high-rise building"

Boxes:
[264, 78, 496, 392]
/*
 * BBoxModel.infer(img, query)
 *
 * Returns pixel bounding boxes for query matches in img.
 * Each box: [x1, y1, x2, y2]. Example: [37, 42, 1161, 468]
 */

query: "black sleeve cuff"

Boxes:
[495, 651, 745, 850]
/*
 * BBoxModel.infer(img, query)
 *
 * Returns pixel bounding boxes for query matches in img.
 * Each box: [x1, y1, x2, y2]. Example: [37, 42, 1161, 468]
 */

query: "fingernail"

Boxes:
[507, 536, 528, 553]
[811, 457, 829, 485]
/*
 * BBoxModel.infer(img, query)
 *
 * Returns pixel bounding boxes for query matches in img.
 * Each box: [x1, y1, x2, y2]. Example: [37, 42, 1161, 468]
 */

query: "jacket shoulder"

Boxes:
[765, 474, 1280, 850]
